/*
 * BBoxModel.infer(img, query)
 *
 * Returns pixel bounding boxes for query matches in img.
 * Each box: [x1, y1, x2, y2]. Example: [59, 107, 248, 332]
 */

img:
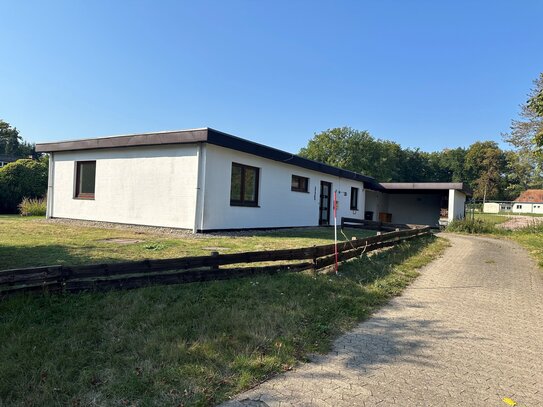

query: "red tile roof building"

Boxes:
[514, 189, 543, 203]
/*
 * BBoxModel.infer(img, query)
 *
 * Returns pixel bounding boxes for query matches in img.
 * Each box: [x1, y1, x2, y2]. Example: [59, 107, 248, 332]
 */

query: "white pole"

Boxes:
[334, 190, 338, 274]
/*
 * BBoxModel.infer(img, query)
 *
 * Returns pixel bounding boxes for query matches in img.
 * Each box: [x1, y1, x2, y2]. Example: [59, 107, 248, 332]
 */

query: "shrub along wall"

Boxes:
[0, 158, 48, 213]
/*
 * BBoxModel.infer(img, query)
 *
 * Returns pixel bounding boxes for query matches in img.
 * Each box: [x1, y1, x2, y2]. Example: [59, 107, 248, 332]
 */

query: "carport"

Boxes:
[365, 182, 470, 227]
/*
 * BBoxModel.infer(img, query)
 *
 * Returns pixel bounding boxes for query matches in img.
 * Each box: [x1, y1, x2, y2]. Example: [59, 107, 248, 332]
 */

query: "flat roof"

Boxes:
[380, 182, 471, 195]
[35, 127, 381, 189]
[35, 128, 471, 194]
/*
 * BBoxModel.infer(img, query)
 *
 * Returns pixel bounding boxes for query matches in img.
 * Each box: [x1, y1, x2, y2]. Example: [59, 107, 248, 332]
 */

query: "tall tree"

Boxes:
[504, 73, 543, 170]
[528, 74, 543, 117]
[426, 148, 467, 183]
[299, 127, 403, 181]
[465, 141, 506, 201]
[528, 73, 543, 147]
[397, 148, 434, 182]
[502, 150, 542, 200]
[0, 119, 22, 156]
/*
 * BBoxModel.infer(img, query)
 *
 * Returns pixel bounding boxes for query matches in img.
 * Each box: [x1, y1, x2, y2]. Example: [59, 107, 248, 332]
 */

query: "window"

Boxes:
[516, 204, 522, 209]
[230, 163, 259, 206]
[291, 175, 309, 192]
[350, 187, 359, 210]
[75, 161, 96, 199]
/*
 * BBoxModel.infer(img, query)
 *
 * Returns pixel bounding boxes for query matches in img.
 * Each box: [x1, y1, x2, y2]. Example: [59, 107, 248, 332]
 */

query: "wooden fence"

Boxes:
[340, 217, 418, 232]
[0, 226, 431, 297]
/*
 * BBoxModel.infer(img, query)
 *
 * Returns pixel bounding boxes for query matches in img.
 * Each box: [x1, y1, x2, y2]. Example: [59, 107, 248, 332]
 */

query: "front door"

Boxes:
[319, 181, 332, 225]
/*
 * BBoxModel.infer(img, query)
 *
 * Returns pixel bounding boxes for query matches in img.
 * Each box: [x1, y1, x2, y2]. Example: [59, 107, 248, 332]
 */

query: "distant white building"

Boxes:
[36, 128, 470, 231]
[483, 202, 512, 214]
[512, 190, 543, 214]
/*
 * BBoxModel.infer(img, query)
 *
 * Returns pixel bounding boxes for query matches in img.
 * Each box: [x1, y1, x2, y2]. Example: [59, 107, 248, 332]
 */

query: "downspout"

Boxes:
[199, 143, 207, 232]
[193, 143, 207, 233]
[46, 152, 55, 218]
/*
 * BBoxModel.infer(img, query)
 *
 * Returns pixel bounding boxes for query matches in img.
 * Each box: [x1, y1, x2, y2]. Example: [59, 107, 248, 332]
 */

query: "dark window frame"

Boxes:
[350, 187, 359, 210]
[74, 160, 96, 200]
[230, 162, 260, 207]
[291, 174, 309, 193]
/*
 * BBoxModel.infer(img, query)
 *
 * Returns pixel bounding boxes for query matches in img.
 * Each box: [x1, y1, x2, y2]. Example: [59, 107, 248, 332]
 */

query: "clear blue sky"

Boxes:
[1, 1, 542, 153]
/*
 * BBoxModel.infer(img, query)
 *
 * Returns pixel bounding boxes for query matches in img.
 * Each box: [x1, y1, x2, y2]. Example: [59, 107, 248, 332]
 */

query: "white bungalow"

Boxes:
[512, 190, 543, 214]
[36, 128, 469, 232]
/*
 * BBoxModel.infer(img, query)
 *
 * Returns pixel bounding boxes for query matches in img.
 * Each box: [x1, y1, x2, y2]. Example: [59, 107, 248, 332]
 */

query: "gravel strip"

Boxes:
[496, 215, 543, 230]
[39, 218, 326, 239]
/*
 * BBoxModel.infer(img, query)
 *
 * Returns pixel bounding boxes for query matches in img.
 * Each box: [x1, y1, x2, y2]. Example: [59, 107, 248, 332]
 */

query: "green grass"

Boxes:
[446, 213, 513, 235]
[507, 222, 543, 269]
[0, 216, 375, 270]
[503, 212, 543, 217]
[472, 213, 512, 226]
[0, 216, 448, 406]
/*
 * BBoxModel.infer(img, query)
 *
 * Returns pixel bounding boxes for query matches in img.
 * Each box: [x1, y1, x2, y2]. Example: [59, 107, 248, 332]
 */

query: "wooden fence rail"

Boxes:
[0, 226, 431, 297]
[340, 217, 419, 231]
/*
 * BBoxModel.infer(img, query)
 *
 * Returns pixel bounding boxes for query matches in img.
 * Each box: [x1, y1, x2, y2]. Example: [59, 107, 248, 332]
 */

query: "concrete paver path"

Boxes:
[221, 234, 543, 406]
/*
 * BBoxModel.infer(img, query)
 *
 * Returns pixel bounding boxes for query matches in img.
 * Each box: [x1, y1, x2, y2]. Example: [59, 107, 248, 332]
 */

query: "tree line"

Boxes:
[299, 73, 543, 202]
[0, 119, 37, 158]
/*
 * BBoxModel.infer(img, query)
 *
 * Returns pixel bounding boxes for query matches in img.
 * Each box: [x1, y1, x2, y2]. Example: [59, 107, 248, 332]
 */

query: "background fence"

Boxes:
[0, 224, 431, 297]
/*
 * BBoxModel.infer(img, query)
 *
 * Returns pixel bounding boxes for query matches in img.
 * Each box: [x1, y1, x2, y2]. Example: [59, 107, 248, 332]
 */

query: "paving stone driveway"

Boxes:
[221, 234, 543, 406]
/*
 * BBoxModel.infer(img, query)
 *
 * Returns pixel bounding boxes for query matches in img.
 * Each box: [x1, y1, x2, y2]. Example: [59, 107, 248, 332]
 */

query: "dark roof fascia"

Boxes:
[206, 128, 379, 188]
[382, 189, 449, 195]
[35, 129, 208, 153]
[35, 127, 381, 189]
[379, 182, 472, 196]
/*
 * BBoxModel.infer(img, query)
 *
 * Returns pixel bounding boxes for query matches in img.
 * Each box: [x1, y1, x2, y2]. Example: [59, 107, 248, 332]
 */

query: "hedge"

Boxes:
[0, 158, 48, 213]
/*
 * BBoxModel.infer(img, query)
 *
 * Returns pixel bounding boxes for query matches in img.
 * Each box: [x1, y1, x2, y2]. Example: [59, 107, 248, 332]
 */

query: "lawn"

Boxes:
[507, 224, 543, 269]
[472, 212, 512, 226]
[0, 216, 376, 270]
[0, 216, 447, 406]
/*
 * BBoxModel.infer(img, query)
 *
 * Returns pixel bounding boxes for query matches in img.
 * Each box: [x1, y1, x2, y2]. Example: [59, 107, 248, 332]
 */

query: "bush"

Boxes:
[18, 197, 47, 216]
[0, 158, 48, 213]
[446, 218, 496, 234]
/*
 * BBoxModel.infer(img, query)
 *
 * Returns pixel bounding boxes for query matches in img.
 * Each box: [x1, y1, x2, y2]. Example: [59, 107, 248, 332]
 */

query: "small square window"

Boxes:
[291, 175, 309, 192]
[75, 161, 96, 199]
[350, 187, 359, 210]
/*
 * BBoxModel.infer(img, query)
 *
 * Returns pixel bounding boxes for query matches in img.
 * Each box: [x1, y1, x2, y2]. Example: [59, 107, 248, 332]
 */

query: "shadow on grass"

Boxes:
[0, 244, 98, 270]
[216, 226, 376, 241]
[0, 235, 441, 406]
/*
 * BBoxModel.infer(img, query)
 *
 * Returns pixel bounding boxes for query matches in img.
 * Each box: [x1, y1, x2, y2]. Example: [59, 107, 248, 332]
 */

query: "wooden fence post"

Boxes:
[210, 251, 219, 271]
[311, 246, 317, 274]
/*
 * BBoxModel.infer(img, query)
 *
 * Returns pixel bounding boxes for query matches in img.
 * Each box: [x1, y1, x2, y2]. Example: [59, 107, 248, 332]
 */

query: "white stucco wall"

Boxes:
[448, 189, 466, 221]
[387, 193, 443, 227]
[532, 204, 543, 214]
[513, 203, 533, 213]
[483, 202, 500, 214]
[199, 144, 366, 230]
[50, 145, 199, 228]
